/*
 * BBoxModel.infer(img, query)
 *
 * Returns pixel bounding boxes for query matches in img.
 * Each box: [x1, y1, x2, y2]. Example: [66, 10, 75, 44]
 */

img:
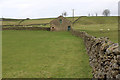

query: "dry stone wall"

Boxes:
[71, 28, 120, 79]
[2, 27, 50, 31]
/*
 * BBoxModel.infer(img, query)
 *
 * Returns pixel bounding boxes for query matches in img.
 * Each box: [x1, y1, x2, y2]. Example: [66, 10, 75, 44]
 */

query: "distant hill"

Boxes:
[1, 17, 79, 25]
[1, 16, 118, 26]
[74, 16, 118, 25]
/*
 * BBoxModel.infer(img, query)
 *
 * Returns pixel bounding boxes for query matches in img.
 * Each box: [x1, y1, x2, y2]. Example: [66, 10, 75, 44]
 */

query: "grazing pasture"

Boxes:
[1, 17, 78, 26]
[73, 16, 118, 43]
[2, 18, 53, 25]
[2, 16, 118, 43]
[20, 18, 53, 25]
[2, 16, 118, 78]
[2, 31, 92, 78]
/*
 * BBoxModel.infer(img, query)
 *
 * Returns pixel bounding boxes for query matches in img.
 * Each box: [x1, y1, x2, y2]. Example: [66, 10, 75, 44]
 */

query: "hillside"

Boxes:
[74, 16, 118, 25]
[73, 16, 118, 43]
[2, 18, 53, 25]
[1, 17, 79, 26]
[1, 16, 118, 42]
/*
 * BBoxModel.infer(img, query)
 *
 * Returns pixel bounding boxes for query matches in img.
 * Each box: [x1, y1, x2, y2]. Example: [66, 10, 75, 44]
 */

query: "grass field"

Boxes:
[73, 16, 118, 43]
[2, 31, 92, 78]
[2, 16, 118, 78]
[1, 18, 53, 25]
[2, 16, 118, 43]
[20, 19, 53, 25]
[1, 17, 78, 25]
[1, 18, 54, 27]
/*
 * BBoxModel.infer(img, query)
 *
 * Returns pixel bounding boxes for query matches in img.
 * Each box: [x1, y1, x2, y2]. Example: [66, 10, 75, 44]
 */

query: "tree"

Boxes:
[102, 9, 110, 16]
[63, 12, 67, 17]
[26, 18, 30, 20]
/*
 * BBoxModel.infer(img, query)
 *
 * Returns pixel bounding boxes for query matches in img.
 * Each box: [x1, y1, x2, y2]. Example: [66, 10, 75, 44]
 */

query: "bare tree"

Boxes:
[63, 12, 67, 17]
[26, 18, 30, 20]
[103, 9, 110, 16]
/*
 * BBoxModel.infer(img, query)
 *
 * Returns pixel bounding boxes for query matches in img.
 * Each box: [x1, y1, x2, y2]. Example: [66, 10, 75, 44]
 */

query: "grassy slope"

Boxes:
[2, 18, 53, 25]
[20, 19, 53, 25]
[2, 31, 92, 78]
[2, 17, 79, 25]
[66, 17, 79, 22]
[2, 16, 118, 42]
[73, 16, 118, 43]
[2, 21, 20, 25]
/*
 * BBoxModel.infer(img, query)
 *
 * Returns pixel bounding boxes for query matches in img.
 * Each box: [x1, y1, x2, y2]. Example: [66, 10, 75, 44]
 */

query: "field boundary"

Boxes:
[73, 16, 83, 24]
[2, 27, 50, 31]
[2, 23, 49, 27]
[70, 28, 120, 78]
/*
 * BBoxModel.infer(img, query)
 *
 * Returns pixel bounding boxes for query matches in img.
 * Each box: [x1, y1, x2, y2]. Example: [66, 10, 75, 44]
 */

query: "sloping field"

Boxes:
[2, 18, 54, 27]
[74, 16, 117, 24]
[73, 16, 118, 43]
[2, 31, 92, 78]
[2, 17, 79, 26]
[20, 19, 53, 25]
[2, 16, 118, 43]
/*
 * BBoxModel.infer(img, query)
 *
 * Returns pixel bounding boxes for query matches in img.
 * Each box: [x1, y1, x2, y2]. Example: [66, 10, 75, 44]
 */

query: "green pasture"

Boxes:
[20, 19, 53, 25]
[2, 17, 78, 25]
[2, 18, 53, 25]
[73, 16, 118, 43]
[2, 16, 118, 43]
[2, 31, 92, 78]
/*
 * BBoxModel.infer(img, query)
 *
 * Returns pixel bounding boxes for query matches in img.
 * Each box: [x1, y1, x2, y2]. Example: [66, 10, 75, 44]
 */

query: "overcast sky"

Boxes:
[0, 0, 119, 19]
